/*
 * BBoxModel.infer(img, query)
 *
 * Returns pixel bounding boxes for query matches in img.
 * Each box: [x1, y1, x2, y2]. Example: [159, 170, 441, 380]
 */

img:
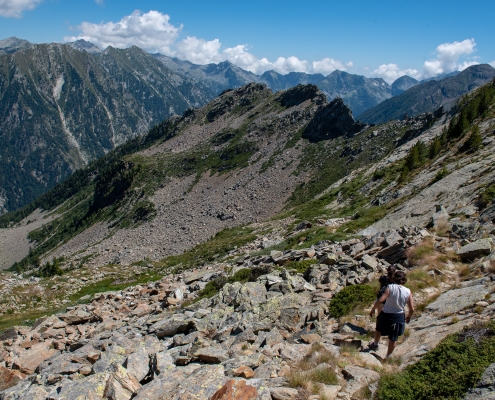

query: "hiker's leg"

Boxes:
[374, 330, 381, 344]
[386, 339, 397, 357]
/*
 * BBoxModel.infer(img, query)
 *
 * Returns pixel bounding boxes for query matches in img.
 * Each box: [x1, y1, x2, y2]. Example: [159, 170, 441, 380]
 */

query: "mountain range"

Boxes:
[0, 36, 494, 214]
[359, 64, 495, 124]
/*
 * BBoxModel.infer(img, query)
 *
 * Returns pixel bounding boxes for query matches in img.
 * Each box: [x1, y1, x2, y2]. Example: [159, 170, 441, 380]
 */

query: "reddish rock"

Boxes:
[211, 380, 258, 400]
[11, 349, 58, 374]
[0, 366, 26, 391]
[233, 366, 255, 379]
[19, 340, 39, 349]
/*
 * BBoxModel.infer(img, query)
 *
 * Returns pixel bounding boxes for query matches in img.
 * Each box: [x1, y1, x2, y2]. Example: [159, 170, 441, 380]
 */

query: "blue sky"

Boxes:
[1, 0, 494, 83]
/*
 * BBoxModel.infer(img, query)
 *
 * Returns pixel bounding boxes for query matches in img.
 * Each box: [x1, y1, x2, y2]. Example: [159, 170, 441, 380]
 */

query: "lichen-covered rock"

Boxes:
[103, 364, 141, 400]
[148, 315, 193, 338]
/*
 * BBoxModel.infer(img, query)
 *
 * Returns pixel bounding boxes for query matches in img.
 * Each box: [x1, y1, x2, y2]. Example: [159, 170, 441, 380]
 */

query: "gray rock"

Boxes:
[193, 346, 229, 363]
[342, 365, 380, 396]
[457, 239, 493, 261]
[426, 285, 490, 315]
[361, 254, 379, 270]
[270, 387, 299, 400]
[126, 346, 150, 382]
[148, 315, 193, 338]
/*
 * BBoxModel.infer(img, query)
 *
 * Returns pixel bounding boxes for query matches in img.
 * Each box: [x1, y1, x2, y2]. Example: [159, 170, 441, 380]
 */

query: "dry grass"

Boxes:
[433, 221, 450, 237]
[353, 386, 373, 400]
[288, 343, 339, 393]
[407, 238, 436, 267]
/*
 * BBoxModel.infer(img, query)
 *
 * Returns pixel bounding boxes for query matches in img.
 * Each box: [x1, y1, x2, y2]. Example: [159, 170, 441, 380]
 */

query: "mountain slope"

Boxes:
[359, 64, 495, 124]
[0, 43, 216, 213]
[0, 83, 419, 271]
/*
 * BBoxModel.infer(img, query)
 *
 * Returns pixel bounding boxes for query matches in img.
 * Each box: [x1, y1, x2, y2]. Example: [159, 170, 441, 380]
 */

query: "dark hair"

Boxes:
[387, 265, 397, 279]
[393, 270, 407, 285]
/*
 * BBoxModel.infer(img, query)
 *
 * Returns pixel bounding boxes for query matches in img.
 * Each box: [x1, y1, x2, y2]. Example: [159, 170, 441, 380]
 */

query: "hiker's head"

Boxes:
[393, 270, 407, 285]
[387, 265, 397, 278]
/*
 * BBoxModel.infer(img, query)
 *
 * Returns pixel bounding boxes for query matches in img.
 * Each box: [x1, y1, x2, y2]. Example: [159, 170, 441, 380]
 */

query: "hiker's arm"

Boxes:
[369, 288, 390, 317]
[406, 294, 414, 323]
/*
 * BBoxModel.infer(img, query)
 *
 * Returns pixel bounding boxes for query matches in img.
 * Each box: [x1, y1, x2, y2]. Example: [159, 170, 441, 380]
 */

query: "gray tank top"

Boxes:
[382, 284, 411, 314]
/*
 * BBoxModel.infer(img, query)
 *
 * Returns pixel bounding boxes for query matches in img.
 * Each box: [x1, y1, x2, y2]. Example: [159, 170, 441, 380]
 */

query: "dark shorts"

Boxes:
[377, 312, 405, 342]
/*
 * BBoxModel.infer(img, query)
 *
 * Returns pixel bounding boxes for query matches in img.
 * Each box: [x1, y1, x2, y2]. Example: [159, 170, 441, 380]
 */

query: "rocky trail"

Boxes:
[1, 218, 494, 399]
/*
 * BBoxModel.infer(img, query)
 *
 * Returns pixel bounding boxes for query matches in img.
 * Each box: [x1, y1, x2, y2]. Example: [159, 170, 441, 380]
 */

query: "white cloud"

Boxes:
[372, 63, 420, 83]
[490, 61, 495, 68]
[95, 0, 103, 5]
[312, 58, 353, 75]
[65, 10, 182, 55]
[175, 36, 222, 64]
[66, 10, 353, 76]
[423, 38, 478, 77]
[0, 0, 42, 18]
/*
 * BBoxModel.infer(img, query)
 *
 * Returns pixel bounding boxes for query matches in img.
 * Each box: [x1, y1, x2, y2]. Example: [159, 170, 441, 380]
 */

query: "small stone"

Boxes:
[233, 365, 255, 379]
[300, 333, 322, 344]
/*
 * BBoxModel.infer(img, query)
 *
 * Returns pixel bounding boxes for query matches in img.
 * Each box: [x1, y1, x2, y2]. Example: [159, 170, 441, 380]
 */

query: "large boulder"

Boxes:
[426, 284, 490, 315]
[457, 239, 493, 261]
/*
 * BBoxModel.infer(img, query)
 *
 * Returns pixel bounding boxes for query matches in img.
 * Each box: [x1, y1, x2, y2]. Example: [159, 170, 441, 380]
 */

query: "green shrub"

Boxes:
[375, 322, 495, 400]
[329, 284, 376, 317]
[463, 125, 482, 152]
[480, 184, 495, 208]
[286, 259, 318, 274]
[432, 166, 449, 183]
[33, 257, 65, 277]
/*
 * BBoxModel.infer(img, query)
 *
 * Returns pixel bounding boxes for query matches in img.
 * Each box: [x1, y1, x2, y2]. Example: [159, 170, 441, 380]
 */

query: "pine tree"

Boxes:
[465, 125, 482, 151]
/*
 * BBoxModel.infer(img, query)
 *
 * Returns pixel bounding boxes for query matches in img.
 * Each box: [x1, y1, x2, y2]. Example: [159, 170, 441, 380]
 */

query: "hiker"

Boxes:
[376, 265, 397, 314]
[368, 270, 414, 359]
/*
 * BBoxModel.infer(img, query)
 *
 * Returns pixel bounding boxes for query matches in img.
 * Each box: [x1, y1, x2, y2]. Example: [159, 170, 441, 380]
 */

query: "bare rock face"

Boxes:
[303, 98, 365, 142]
[206, 83, 268, 122]
[426, 284, 490, 315]
[277, 84, 326, 108]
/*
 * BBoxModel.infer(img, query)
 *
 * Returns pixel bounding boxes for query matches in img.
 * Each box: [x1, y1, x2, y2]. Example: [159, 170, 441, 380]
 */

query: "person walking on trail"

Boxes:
[368, 270, 414, 359]
[376, 265, 397, 314]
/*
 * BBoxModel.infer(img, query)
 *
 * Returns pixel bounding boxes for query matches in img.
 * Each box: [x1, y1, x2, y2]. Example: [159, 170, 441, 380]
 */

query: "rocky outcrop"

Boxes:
[277, 84, 326, 108]
[302, 98, 366, 142]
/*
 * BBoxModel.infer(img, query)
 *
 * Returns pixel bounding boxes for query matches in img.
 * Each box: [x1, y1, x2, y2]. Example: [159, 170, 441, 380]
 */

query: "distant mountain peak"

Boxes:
[0, 37, 32, 55]
[391, 75, 419, 96]
[66, 39, 102, 54]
